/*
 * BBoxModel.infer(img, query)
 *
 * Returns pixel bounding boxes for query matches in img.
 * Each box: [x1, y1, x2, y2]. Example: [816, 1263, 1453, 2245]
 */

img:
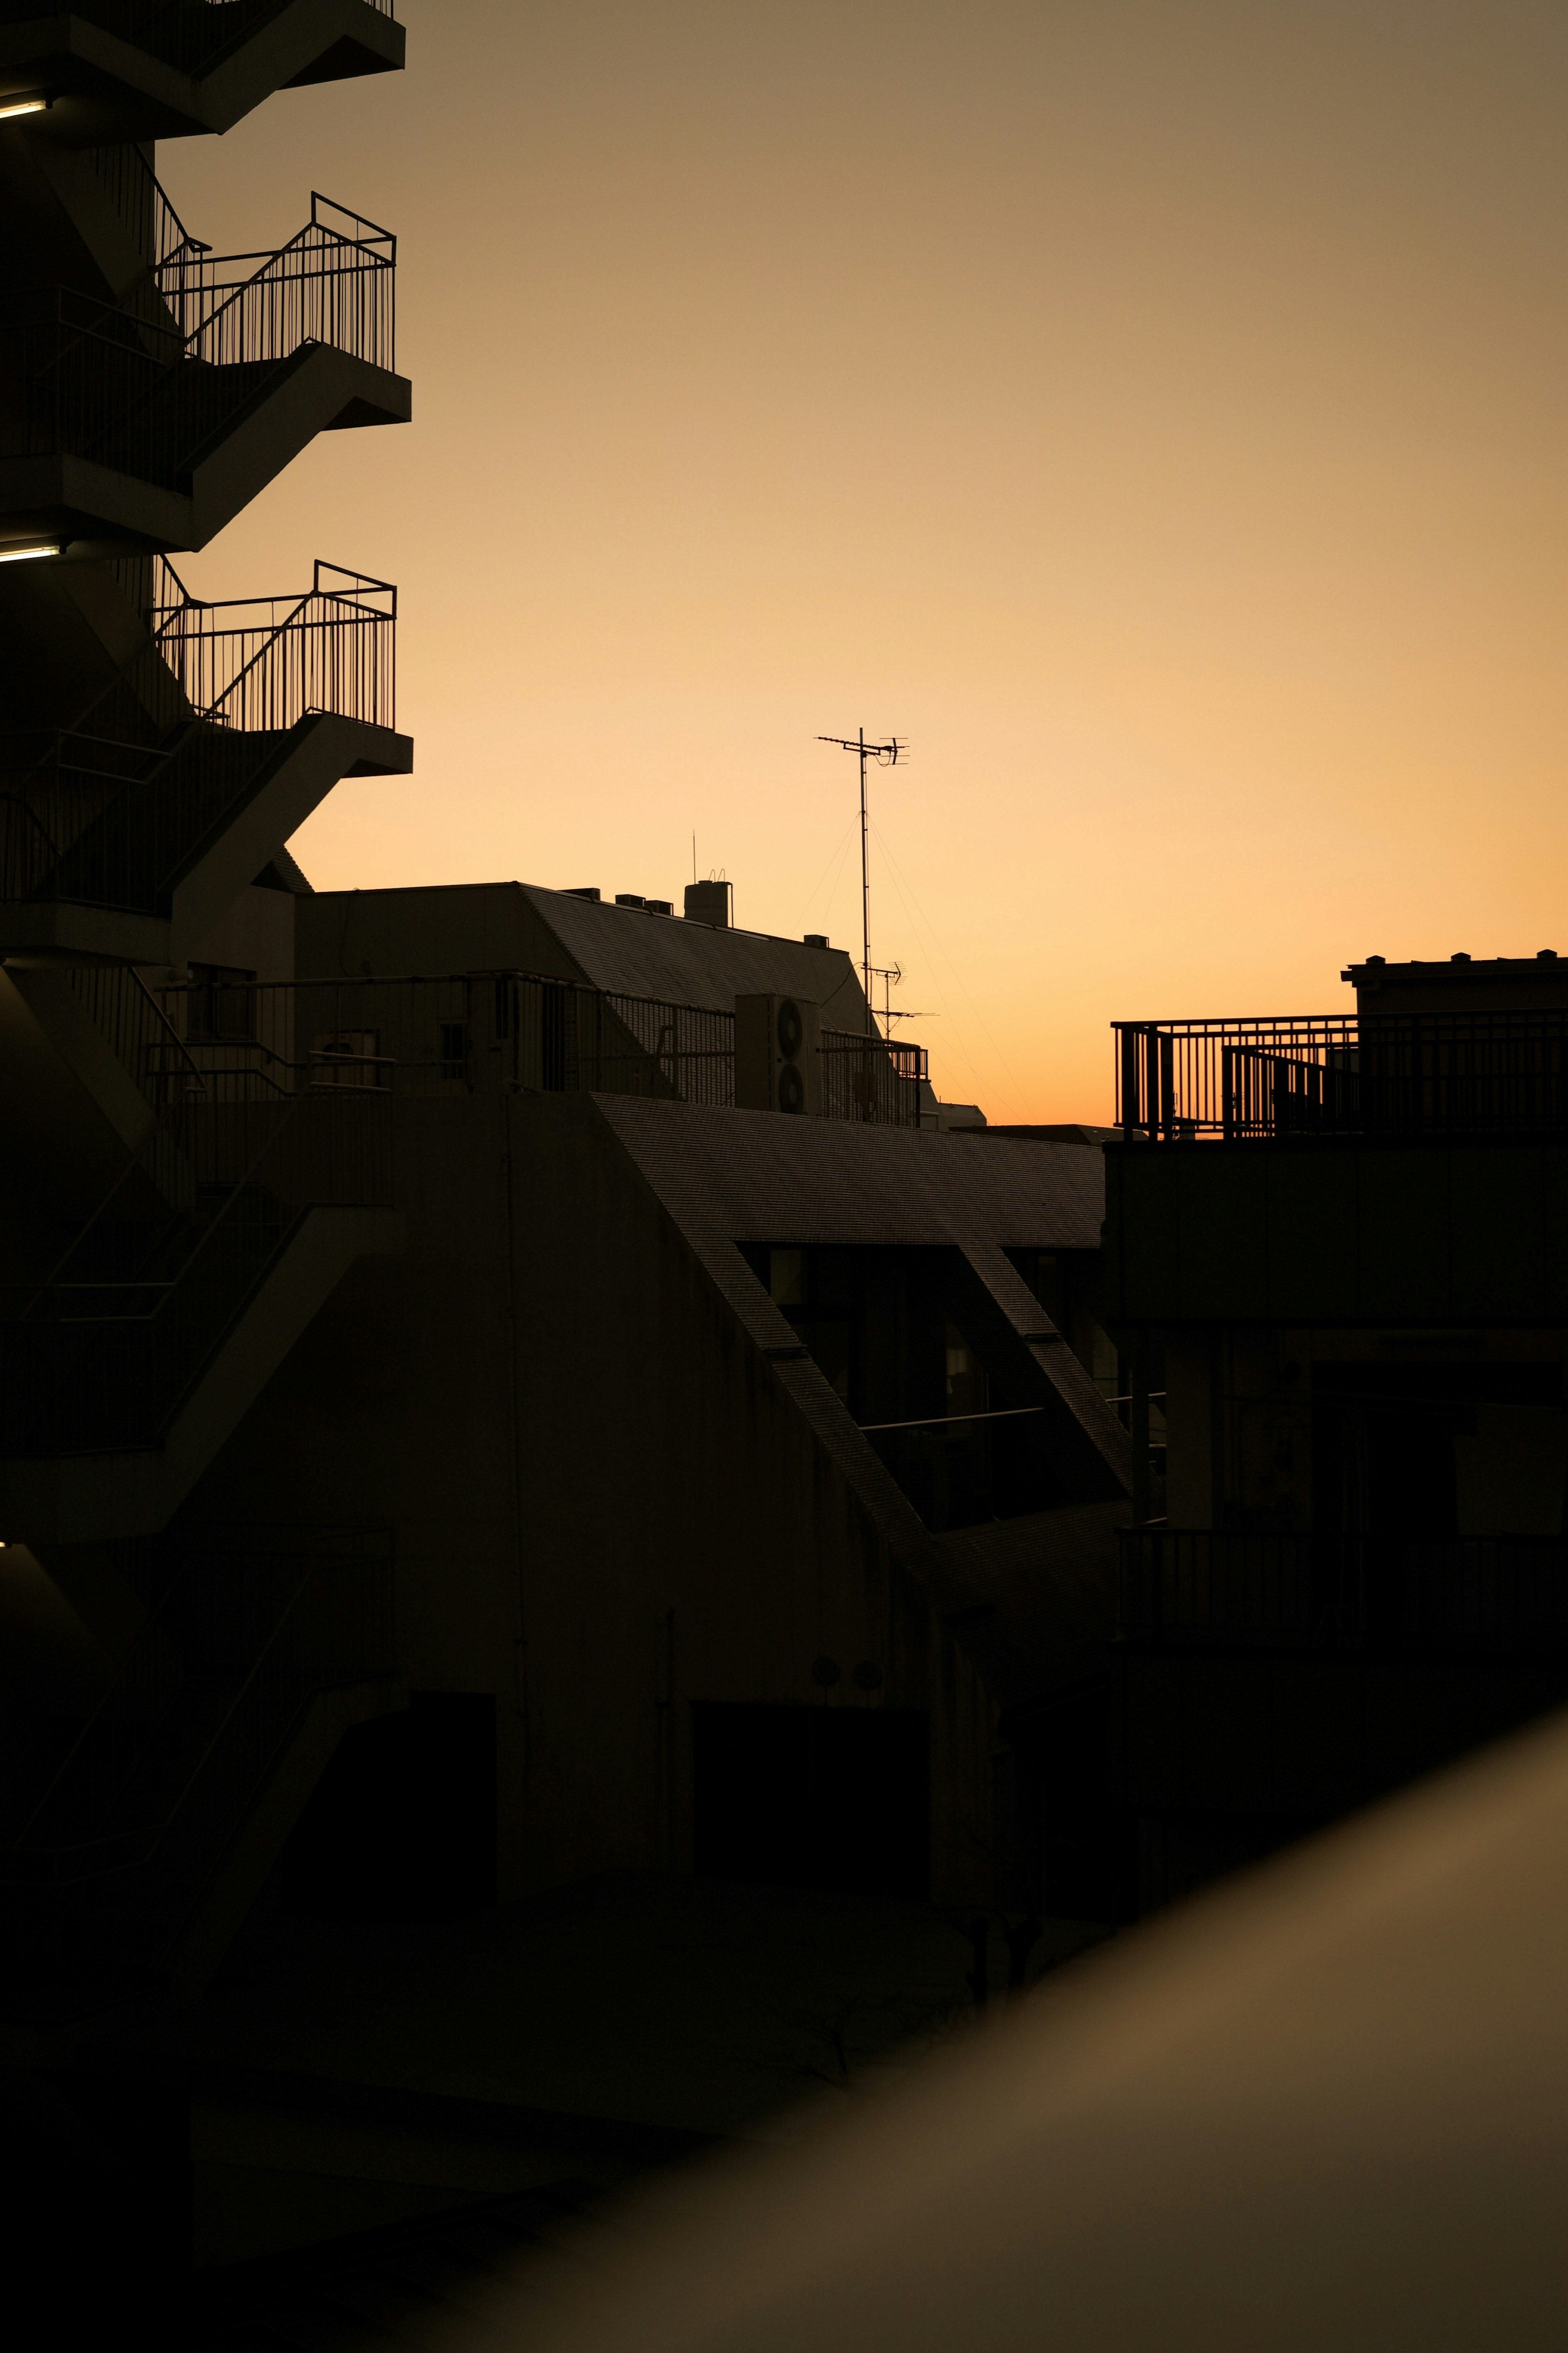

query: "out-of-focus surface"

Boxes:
[456, 1709, 1568, 2353]
[158, 0, 1568, 1121]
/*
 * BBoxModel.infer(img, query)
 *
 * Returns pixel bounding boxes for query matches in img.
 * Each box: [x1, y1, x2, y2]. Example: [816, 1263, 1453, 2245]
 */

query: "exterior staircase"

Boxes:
[0, 0, 410, 2049]
[0, 553, 411, 960]
[1, 176, 409, 552]
[0, 1525, 402, 2019]
[0, 0, 404, 142]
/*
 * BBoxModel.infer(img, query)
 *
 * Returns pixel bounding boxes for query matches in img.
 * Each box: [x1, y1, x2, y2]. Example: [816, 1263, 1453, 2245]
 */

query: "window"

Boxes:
[768, 1247, 804, 1306]
[187, 962, 254, 1043]
[439, 1021, 468, 1083]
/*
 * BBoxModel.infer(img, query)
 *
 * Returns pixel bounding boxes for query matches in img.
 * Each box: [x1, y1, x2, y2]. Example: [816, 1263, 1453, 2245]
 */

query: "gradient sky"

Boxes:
[160, 0, 1568, 1121]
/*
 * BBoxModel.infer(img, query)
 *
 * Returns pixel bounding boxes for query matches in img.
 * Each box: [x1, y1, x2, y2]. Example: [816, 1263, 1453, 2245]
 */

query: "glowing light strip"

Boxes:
[0, 542, 64, 564]
[0, 96, 49, 121]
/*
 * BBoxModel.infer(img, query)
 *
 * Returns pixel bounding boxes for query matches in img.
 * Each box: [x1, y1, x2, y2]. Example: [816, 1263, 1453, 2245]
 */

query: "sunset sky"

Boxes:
[160, 0, 1568, 1122]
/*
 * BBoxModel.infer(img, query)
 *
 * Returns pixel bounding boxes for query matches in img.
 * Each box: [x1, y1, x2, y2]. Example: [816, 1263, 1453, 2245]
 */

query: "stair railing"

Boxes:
[86, 140, 209, 281]
[0, 1531, 396, 1882]
[1, 188, 396, 481]
[64, 963, 211, 1108]
[160, 192, 396, 375]
[0, 555, 396, 908]
[151, 560, 397, 735]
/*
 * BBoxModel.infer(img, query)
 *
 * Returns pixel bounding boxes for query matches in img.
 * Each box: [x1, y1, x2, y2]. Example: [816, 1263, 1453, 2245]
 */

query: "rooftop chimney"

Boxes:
[685, 879, 733, 928]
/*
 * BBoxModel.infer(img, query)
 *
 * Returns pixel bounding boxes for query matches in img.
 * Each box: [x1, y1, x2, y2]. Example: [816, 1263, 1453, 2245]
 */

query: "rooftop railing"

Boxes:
[1115, 1013, 1568, 1144]
[141, 972, 931, 1125]
[1119, 1526, 1568, 1654]
[0, 0, 396, 76]
[0, 558, 396, 912]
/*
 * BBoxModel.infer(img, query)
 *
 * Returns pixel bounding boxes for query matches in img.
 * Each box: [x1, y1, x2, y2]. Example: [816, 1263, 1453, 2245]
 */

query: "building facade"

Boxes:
[1105, 954, 1568, 1904]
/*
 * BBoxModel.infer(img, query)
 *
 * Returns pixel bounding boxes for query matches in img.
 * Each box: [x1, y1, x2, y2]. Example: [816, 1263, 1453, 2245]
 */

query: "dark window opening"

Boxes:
[439, 1020, 468, 1083]
[744, 1242, 1109, 1528]
[1311, 1361, 1563, 1541]
[692, 1701, 929, 1899]
[186, 962, 255, 1042]
[541, 982, 568, 1091]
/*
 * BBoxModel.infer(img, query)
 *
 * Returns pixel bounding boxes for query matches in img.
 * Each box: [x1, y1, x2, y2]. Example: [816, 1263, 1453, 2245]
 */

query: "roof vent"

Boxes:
[646, 899, 673, 917]
[564, 886, 600, 901]
[804, 933, 829, 949]
[1451, 952, 1471, 964]
[1539, 950, 1559, 961]
[1365, 954, 1385, 966]
[684, 879, 733, 928]
[615, 893, 646, 910]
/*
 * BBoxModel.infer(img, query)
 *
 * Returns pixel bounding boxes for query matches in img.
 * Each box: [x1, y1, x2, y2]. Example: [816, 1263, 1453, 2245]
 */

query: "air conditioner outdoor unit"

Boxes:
[735, 993, 822, 1115]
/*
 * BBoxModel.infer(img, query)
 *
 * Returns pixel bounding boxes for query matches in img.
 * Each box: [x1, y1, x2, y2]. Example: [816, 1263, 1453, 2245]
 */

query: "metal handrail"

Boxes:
[150, 972, 931, 1124]
[1115, 1010, 1568, 1143]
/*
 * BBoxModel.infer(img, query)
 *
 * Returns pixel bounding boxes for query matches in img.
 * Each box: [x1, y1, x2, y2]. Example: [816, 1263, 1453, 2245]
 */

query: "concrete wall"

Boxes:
[178, 1091, 997, 1907]
[1105, 1140, 1568, 1327]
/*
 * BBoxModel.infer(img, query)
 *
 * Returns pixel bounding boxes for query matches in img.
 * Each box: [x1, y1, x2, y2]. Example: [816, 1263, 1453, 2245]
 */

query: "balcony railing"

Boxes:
[1, 201, 395, 489]
[137, 972, 931, 1125]
[1119, 1526, 1568, 1654]
[1115, 1013, 1568, 1143]
[0, 0, 396, 76]
[0, 557, 396, 912]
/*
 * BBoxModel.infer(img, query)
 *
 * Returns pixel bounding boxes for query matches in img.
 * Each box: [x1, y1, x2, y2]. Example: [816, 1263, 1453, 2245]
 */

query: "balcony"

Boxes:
[0, 554, 407, 956]
[1119, 1526, 1568, 1656]
[1116, 1013, 1568, 1146]
[143, 971, 932, 1124]
[0, 186, 405, 549]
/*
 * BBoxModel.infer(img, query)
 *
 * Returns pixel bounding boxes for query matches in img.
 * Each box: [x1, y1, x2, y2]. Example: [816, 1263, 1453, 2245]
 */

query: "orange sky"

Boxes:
[160, 0, 1568, 1122]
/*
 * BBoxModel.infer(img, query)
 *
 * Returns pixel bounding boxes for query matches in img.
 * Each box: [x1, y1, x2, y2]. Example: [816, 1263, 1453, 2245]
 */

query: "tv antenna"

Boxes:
[867, 961, 929, 1033]
[816, 728, 908, 1030]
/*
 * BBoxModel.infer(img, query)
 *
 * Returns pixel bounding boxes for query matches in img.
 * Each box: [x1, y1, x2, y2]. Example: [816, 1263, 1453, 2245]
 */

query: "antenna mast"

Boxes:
[816, 728, 907, 1031]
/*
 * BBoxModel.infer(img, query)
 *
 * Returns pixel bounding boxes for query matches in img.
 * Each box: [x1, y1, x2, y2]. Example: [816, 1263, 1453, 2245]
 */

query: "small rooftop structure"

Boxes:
[1343, 953, 1568, 1015]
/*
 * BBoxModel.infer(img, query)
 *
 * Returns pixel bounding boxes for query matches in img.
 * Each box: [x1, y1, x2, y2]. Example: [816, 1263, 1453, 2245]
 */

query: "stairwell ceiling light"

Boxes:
[0, 92, 51, 120]
[0, 541, 64, 564]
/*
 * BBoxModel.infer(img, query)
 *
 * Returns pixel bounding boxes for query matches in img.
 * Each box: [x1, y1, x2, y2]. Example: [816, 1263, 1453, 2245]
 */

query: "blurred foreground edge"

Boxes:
[468, 1708, 1568, 2353]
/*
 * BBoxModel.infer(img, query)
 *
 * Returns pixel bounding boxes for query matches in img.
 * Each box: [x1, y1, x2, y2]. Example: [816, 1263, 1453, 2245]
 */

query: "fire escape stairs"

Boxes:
[0, 1529, 405, 2026]
[0, 0, 404, 143]
[0, 1106, 403, 1545]
[0, 170, 410, 554]
[0, 551, 412, 962]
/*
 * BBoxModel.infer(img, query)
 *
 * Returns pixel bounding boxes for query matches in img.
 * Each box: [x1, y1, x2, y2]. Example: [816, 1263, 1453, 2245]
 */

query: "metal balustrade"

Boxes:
[160, 192, 396, 373]
[0, 1086, 392, 1457]
[0, 0, 396, 76]
[0, 1528, 396, 1894]
[1116, 1013, 1568, 1143]
[0, 558, 396, 912]
[145, 972, 931, 1124]
[1, 197, 395, 487]
[1119, 1526, 1568, 1653]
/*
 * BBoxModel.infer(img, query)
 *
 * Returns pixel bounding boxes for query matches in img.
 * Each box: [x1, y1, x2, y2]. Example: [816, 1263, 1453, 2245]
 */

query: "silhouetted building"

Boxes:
[0, 16, 1145, 2307]
[0, 4, 409, 2322]
[1105, 950, 1568, 1905]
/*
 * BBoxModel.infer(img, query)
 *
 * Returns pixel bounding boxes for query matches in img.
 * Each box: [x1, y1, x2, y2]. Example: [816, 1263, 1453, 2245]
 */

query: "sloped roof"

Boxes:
[517, 888, 870, 1026]
[299, 880, 870, 1029]
[594, 1097, 1105, 1249]
[590, 1097, 1125, 1706]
